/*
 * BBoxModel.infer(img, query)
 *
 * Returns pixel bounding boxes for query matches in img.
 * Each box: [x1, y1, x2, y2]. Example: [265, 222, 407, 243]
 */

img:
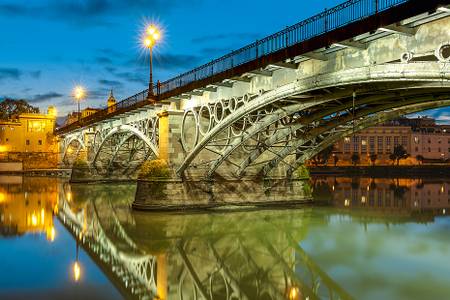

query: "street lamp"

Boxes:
[73, 85, 86, 121]
[143, 24, 161, 99]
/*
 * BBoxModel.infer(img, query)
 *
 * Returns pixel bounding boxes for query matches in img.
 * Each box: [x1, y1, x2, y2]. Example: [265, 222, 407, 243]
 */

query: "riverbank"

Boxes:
[310, 165, 450, 178]
[0, 168, 71, 177]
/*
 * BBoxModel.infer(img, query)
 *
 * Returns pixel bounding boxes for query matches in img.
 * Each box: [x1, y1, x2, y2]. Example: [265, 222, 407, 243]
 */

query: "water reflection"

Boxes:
[59, 183, 353, 300]
[2, 176, 450, 300]
[312, 177, 450, 216]
[0, 176, 58, 240]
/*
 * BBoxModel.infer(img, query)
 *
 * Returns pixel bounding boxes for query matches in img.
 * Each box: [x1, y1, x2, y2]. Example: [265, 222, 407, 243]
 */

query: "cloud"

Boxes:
[115, 71, 147, 85]
[96, 56, 114, 65]
[0, 68, 22, 80]
[30, 70, 42, 79]
[29, 92, 64, 103]
[191, 32, 260, 44]
[0, 1, 199, 27]
[98, 79, 123, 87]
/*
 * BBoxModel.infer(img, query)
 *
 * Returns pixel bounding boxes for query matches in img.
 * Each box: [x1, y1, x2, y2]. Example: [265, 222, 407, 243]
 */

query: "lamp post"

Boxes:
[143, 24, 161, 99]
[73, 86, 86, 121]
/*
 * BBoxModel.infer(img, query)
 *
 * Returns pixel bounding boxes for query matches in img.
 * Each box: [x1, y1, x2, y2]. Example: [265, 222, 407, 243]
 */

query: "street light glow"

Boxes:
[142, 24, 161, 49]
[73, 85, 86, 101]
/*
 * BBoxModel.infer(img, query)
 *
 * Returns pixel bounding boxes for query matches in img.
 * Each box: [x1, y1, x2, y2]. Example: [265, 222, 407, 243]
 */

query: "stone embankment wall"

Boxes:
[0, 152, 58, 169]
[133, 179, 312, 211]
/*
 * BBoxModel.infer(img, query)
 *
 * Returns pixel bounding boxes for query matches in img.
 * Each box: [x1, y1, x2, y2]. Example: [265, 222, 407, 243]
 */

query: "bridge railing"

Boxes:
[56, 0, 410, 134]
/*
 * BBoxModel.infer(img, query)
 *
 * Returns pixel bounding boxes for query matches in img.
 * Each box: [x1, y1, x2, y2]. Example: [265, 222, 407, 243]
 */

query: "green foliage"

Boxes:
[369, 154, 377, 166]
[138, 159, 171, 180]
[73, 158, 88, 169]
[294, 165, 310, 179]
[0, 98, 39, 120]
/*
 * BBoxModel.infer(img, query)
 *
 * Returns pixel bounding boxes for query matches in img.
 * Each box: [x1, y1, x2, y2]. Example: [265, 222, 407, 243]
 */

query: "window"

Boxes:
[353, 136, 359, 152]
[38, 140, 42, 145]
[369, 136, 375, 153]
[361, 137, 367, 153]
[27, 121, 45, 132]
[394, 136, 400, 146]
[428, 147, 431, 153]
[377, 137, 383, 154]
[401, 136, 408, 147]
[26, 140, 30, 145]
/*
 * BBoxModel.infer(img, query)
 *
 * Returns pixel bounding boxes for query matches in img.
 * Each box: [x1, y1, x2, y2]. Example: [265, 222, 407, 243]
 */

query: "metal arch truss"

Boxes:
[62, 116, 160, 176]
[177, 61, 450, 180]
[61, 134, 86, 166]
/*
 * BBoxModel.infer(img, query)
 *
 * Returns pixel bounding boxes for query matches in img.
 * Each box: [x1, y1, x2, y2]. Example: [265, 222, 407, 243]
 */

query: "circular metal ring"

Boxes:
[214, 100, 225, 123]
[400, 52, 414, 63]
[181, 109, 199, 152]
[435, 42, 450, 62]
[198, 105, 213, 136]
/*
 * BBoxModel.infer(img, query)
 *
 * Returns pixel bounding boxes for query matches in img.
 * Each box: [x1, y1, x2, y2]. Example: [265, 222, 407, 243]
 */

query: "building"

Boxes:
[0, 106, 57, 154]
[64, 91, 116, 126]
[332, 117, 450, 165]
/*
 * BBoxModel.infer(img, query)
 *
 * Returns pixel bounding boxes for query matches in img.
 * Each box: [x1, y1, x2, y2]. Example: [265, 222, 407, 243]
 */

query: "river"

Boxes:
[0, 175, 449, 300]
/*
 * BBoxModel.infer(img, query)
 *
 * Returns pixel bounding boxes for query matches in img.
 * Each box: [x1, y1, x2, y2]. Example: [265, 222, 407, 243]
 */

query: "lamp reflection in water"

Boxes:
[288, 286, 301, 300]
[73, 243, 81, 282]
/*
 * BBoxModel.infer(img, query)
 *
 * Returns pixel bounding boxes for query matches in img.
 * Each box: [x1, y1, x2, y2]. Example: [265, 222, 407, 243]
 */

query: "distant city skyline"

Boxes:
[0, 0, 448, 123]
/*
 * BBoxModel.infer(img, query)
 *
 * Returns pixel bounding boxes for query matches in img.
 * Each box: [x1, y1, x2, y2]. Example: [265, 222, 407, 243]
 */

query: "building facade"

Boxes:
[0, 106, 57, 153]
[332, 118, 450, 165]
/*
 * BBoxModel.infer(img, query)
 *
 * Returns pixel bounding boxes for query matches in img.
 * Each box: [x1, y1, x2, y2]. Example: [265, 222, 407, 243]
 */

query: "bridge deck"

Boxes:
[56, 0, 449, 135]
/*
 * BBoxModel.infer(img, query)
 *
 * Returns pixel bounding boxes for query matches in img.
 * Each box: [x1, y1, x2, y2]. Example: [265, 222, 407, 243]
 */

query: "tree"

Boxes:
[351, 153, 360, 166]
[392, 145, 409, 166]
[311, 145, 334, 166]
[369, 154, 377, 166]
[416, 154, 424, 165]
[0, 98, 39, 120]
[333, 154, 339, 167]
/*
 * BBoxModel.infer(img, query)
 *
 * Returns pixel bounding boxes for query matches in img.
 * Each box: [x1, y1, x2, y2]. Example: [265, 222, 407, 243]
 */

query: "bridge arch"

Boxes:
[176, 61, 450, 179]
[62, 135, 86, 166]
[92, 124, 159, 175]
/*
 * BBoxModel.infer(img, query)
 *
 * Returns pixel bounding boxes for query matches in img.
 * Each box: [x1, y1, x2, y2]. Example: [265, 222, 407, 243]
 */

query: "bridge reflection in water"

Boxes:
[55, 176, 450, 300]
[58, 182, 353, 300]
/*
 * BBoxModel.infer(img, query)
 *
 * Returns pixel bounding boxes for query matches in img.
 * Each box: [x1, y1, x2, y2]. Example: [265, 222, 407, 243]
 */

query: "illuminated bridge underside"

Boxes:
[179, 62, 450, 179]
[58, 8, 450, 180]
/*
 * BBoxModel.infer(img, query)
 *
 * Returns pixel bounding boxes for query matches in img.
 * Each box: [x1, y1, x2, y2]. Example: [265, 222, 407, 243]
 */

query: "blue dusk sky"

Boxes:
[0, 0, 448, 122]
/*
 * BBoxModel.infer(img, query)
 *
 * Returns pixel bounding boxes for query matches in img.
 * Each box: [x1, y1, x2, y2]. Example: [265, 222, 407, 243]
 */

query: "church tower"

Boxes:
[107, 89, 116, 114]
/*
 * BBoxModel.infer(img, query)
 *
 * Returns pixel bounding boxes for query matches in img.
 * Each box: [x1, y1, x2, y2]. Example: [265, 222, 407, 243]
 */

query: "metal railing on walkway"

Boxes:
[56, 0, 413, 134]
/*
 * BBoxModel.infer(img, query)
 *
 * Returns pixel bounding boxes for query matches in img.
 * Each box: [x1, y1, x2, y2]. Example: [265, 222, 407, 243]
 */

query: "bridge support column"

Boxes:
[157, 110, 170, 162]
[157, 110, 185, 171]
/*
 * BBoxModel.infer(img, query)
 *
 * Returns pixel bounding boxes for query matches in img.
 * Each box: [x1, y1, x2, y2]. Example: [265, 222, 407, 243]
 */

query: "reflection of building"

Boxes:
[0, 177, 58, 239]
[332, 117, 450, 165]
[317, 177, 450, 214]
[0, 106, 57, 153]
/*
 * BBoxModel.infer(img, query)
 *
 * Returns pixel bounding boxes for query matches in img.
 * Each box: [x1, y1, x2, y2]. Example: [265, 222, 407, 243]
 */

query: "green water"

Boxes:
[0, 175, 449, 299]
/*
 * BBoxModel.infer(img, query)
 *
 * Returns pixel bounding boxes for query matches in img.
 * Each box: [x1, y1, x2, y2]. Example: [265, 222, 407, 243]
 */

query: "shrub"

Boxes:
[138, 159, 170, 180]
[73, 158, 88, 169]
[294, 165, 310, 179]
